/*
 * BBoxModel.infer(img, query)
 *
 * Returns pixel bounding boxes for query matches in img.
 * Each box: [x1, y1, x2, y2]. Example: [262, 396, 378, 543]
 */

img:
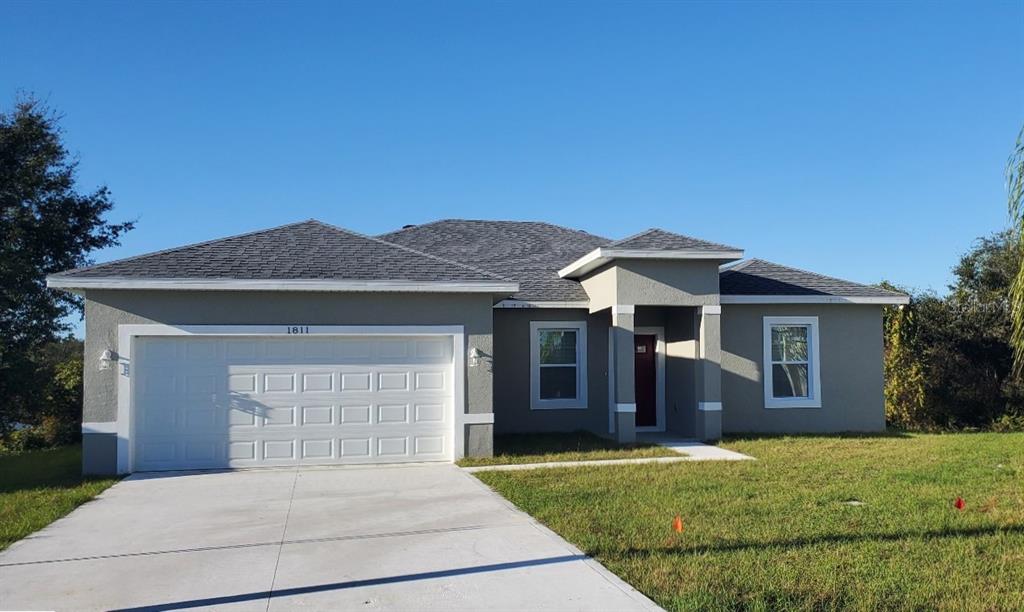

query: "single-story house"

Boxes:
[47, 219, 908, 475]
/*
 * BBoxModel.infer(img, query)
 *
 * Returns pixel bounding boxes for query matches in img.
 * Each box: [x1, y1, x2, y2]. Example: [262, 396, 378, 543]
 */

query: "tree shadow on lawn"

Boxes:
[589, 524, 1024, 559]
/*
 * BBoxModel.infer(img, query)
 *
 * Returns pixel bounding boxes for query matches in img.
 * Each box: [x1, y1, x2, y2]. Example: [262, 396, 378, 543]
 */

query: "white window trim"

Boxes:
[530, 321, 588, 410]
[762, 316, 822, 409]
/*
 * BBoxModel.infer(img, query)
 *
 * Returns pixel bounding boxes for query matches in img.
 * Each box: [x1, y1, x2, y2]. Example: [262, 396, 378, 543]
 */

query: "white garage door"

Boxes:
[132, 335, 454, 471]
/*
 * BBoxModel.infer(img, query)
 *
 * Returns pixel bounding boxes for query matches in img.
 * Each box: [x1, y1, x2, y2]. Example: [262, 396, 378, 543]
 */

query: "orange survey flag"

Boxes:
[954, 497, 965, 510]
[672, 515, 684, 533]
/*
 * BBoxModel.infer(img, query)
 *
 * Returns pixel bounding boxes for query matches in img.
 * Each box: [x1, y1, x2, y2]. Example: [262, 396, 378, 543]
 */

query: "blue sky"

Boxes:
[3, 0, 1022, 297]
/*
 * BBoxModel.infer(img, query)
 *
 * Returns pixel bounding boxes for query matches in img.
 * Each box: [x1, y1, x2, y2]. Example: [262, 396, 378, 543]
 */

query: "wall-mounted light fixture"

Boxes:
[99, 349, 115, 371]
[469, 347, 482, 367]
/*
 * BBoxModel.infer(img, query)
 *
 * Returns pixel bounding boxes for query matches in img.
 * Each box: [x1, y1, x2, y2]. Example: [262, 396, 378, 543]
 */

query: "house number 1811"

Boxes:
[286, 326, 310, 335]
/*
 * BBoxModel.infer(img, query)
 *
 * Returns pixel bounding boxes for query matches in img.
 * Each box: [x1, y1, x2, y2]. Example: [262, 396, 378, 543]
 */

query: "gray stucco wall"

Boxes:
[81, 290, 496, 473]
[492, 308, 611, 435]
[614, 260, 721, 306]
[580, 260, 721, 312]
[492, 305, 700, 439]
[720, 303, 885, 433]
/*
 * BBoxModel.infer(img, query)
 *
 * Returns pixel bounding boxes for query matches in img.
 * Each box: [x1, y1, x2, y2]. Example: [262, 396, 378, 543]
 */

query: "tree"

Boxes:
[1008, 125, 1024, 373]
[885, 231, 1024, 429]
[880, 284, 926, 428]
[0, 95, 133, 434]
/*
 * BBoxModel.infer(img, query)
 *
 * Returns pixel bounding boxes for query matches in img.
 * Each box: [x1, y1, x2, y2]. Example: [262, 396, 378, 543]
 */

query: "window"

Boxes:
[763, 316, 821, 408]
[530, 321, 588, 410]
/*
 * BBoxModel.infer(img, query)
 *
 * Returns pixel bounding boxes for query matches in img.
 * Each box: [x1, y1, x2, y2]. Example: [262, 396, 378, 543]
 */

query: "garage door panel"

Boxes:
[133, 335, 455, 471]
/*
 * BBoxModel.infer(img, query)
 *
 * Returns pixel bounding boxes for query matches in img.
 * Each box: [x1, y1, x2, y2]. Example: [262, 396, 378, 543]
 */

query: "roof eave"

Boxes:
[720, 294, 910, 305]
[558, 247, 746, 278]
[46, 276, 520, 294]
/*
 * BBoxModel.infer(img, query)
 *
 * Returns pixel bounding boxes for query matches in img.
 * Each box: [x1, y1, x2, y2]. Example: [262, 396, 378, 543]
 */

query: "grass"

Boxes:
[0, 445, 118, 551]
[456, 431, 679, 467]
[475, 432, 1024, 611]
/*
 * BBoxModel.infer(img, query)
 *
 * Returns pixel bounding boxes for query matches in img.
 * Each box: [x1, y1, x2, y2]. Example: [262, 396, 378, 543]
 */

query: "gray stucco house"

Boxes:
[47, 219, 908, 475]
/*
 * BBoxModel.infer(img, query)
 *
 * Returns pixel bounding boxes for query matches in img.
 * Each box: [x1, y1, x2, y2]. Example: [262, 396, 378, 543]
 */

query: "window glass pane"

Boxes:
[771, 326, 808, 362]
[772, 364, 809, 398]
[539, 330, 577, 365]
[540, 366, 577, 399]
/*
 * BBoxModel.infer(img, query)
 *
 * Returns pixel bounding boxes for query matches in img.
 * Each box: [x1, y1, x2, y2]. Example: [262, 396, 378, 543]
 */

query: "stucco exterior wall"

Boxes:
[579, 266, 618, 312]
[492, 308, 610, 435]
[491, 306, 699, 438]
[720, 303, 885, 433]
[81, 290, 496, 472]
[614, 260, 721, 306]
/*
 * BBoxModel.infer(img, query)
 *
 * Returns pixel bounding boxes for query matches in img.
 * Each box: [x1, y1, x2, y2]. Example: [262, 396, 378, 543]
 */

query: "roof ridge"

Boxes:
[51, 219, 323, 277]
[720, 258, 756, 273]
[608, 227, 659, 247]
[377, 218, 451, 238]
[742, 258, 902, 293]
[380, 219, 613, 243]
[316, 220, 514, 283]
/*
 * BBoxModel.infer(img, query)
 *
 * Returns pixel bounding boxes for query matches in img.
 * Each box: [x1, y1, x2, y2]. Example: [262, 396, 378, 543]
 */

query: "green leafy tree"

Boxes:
[1008, 125, 1024, 373]
[881, 284, 926, 428]
[0, 96, 133, 434]
[892, 231, 1024, 429]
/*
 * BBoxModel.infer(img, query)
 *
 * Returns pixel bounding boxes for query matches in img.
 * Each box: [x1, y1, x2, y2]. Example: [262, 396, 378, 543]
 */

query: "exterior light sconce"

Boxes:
[99, 349, 115, 371]
[469, 347, 482, 367]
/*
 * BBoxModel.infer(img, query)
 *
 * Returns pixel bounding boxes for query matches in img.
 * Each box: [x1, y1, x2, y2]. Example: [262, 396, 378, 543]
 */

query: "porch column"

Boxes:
[695, 304, 723, 440]
[611, 305, 637, 444]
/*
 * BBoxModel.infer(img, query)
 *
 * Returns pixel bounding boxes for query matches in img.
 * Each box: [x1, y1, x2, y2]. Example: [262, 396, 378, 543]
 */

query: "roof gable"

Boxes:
[51, 220, 512, 285]
[609, 228, 741, 252]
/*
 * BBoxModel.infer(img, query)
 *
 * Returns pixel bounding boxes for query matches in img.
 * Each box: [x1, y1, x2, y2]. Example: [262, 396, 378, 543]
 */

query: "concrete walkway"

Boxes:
[0, 465, 660, 612]
[462, 438, 754, 473]
[641, 435, 755, 461]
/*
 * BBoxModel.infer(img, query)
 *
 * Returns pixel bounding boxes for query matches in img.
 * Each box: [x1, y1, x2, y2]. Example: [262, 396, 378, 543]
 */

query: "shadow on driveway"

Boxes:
[112, 554, 587, 612]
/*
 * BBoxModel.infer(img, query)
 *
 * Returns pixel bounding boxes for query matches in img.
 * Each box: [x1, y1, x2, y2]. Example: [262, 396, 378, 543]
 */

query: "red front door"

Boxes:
[634, 334, 657, 427]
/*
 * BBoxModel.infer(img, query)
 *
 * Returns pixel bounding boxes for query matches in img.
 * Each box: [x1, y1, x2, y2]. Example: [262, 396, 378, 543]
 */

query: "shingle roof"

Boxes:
[609, 228, 741, 252]
[51, 218, 902, 303]
[51, 220, 511, 284]
[380, 220, 610, 301]
[720, 259, 906, 298]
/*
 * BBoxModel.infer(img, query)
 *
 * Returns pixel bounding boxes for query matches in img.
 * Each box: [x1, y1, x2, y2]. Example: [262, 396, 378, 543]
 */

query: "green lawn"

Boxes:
[475, 433, 1024, 611]
[0, 445, 118, 551]
[457, 431, 679, 467]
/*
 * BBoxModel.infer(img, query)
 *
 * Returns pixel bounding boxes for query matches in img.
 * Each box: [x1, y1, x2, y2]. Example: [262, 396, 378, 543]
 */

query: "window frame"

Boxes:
[762, 316, 822, 409]
[529, 320, 588, 410]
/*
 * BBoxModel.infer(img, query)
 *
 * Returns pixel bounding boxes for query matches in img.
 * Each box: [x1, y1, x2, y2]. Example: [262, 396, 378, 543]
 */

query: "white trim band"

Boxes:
[612, 305, 635, 316]
[701, 305, 722, 315]
[721, 295, 908, 305]
[494, 300, 590, 309]
[615, 403, 637, 413]
[82, 422, 117, 434]
[698, 402, 723, 412]
[559, 247, 744, 278]
[461, 413, 495, 425]
[47, 277, 519, 294]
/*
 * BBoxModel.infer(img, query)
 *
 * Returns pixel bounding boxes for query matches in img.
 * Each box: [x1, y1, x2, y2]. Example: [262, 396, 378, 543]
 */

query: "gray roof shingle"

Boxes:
[52, 218, 902, 303]
[609, 228, 741, 252]
[719, 259, 906, 298]
[52, 220, 511, 283]
[380, 220, 609, 302]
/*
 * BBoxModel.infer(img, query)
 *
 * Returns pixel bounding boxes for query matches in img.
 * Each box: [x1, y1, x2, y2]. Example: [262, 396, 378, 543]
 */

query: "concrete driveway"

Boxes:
[0, 464, 659, 611]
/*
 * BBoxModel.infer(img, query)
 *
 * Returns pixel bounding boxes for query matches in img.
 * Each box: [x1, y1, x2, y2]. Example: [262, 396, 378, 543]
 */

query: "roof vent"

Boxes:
[402, 224, 416, 229]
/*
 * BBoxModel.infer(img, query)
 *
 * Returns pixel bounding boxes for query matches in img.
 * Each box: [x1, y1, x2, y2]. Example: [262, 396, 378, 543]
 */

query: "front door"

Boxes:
[634, 334, 657, 427]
